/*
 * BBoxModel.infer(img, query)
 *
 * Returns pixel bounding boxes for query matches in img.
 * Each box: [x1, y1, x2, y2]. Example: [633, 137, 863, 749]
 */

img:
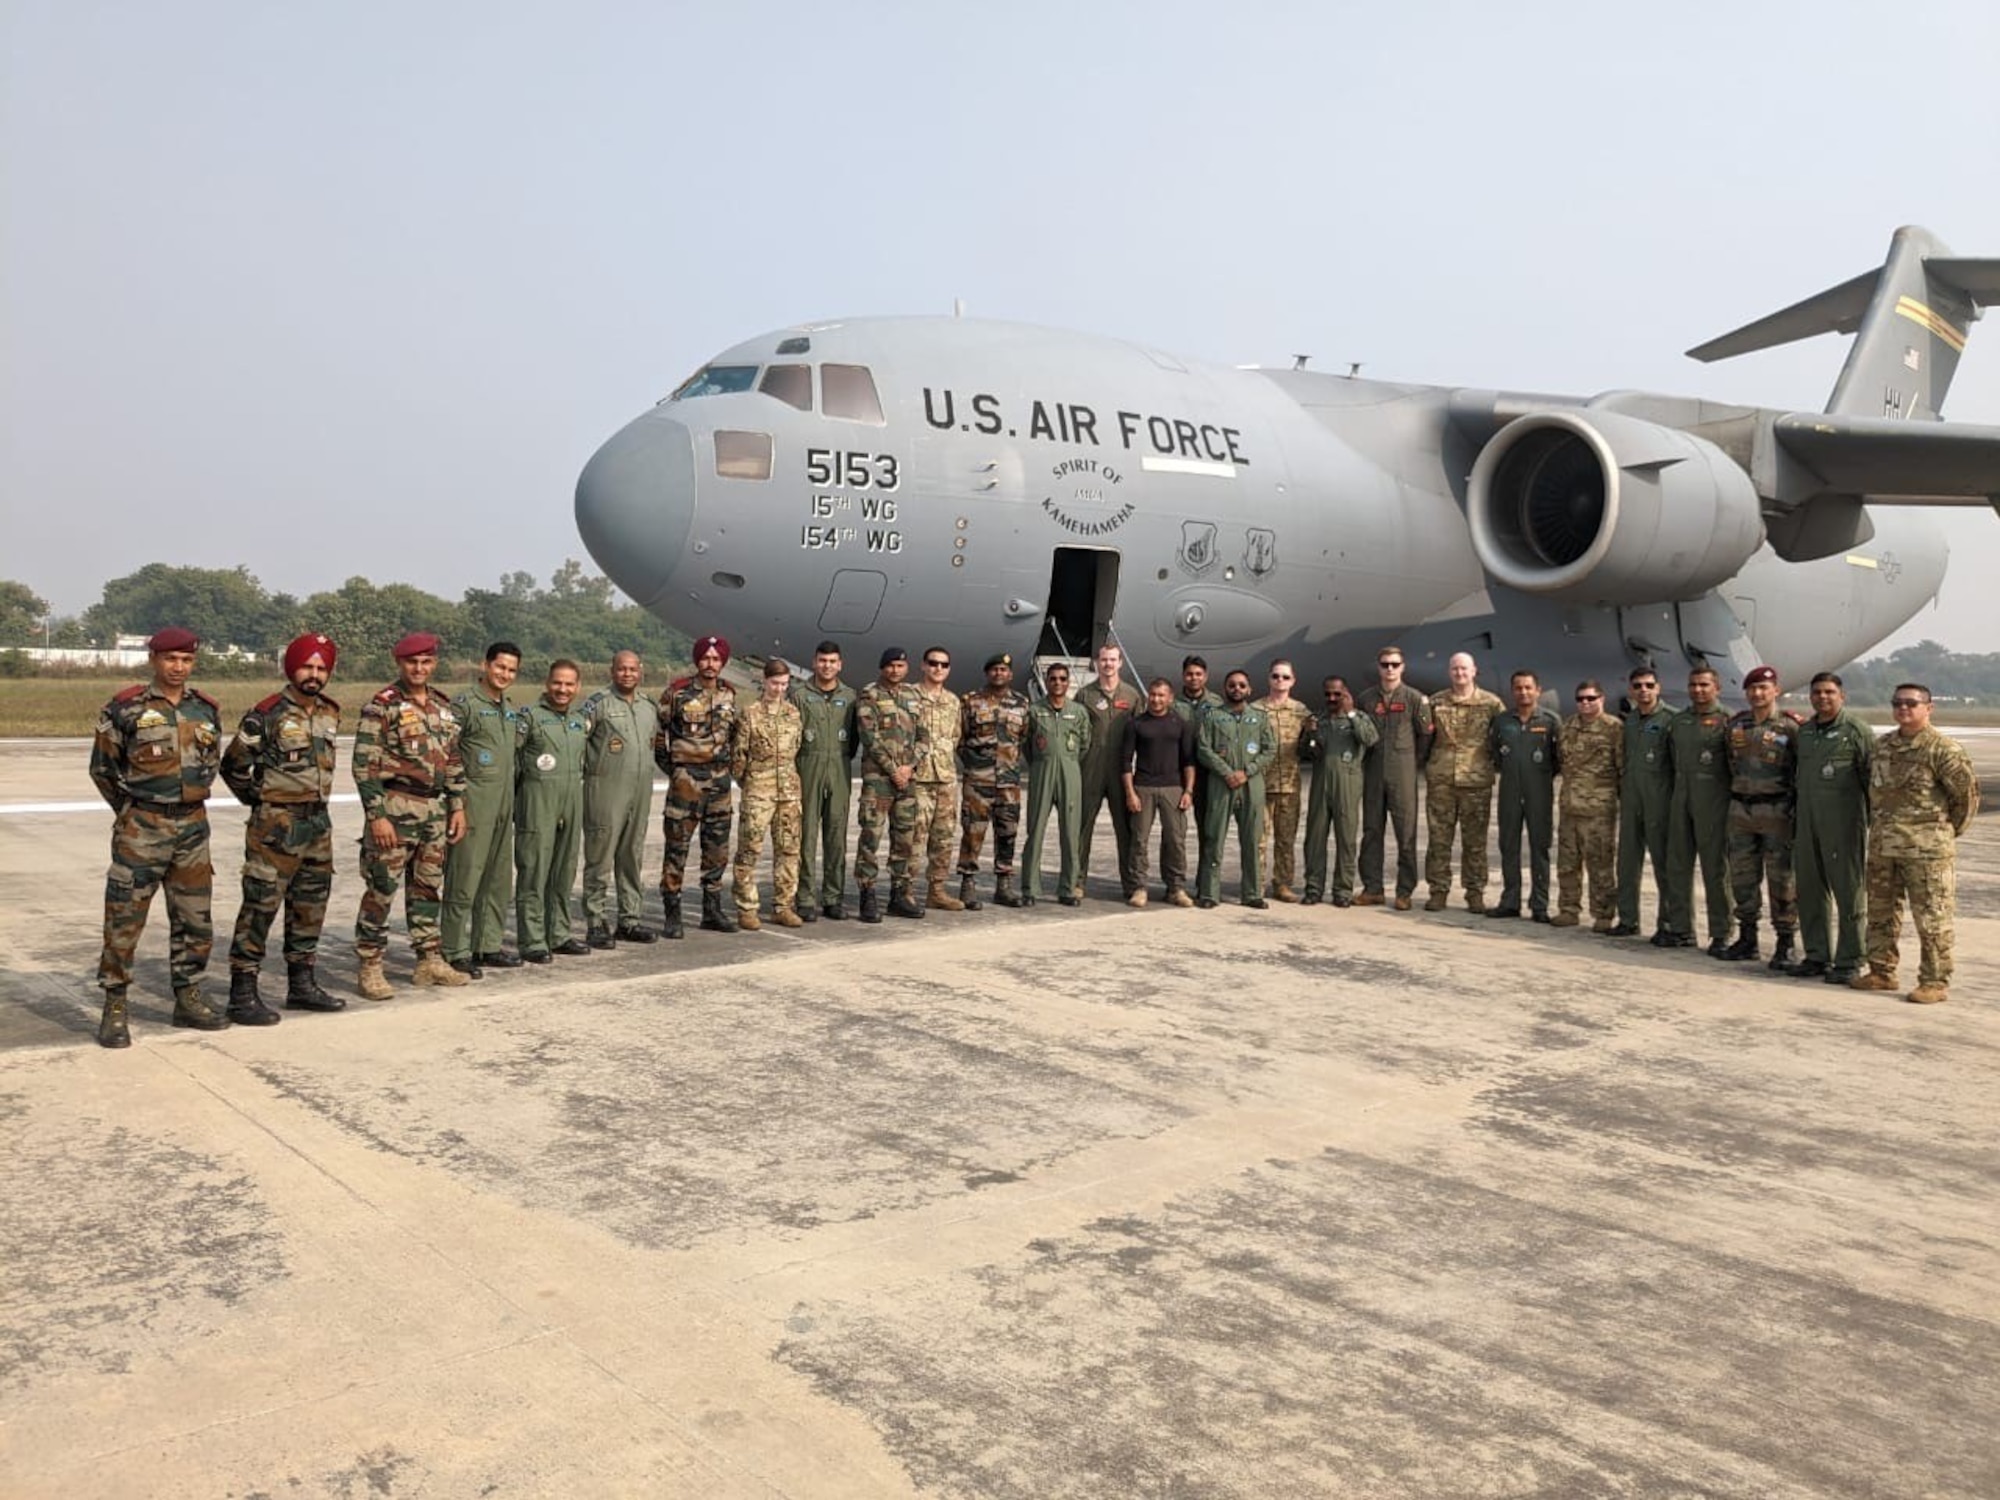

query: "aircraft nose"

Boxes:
[575, 410, 696, 609]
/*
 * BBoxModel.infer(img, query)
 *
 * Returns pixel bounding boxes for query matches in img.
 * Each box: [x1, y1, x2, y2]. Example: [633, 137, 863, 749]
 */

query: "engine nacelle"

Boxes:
[1466, 409, 1765, 605]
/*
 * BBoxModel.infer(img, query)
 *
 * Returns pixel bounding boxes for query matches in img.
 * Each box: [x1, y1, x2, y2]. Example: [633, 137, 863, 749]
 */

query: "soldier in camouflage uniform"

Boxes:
[1300, 675, 1378, 907]
[656, 634, 740, 936]
[1356, 646, 1432, 911]
[1077, 644, 1144, 901]
[1789, 672, 1874, 981]
[1424, 652, 1504, 912]
[514, 659, 593, 961]
[1196, 670, 1276, 909]
[790, 641, 858, 921]
[443, 641, 522, 975]
[1024, 664, 1092, 905]
[221, 632, 345, 1024]
[1722, 665, 1802, 966]
[731, 658, 805, 928]
[89, 627, 228, 1046]
[1553, 681, 1622, 929]
[1486, 669, 1562, 921]
[351, 632, 470, 1000]
[957, 652, 1032, 908]
[581, 651, 660, 947]
[855, 647, 929, 921]
[1664, 667, 1734, 956]
[1852, 684, 1978, 1004]
[911, 646, 969, 911]
[1254, 659, 1315, 902]
[1611, 666, 1676, 940]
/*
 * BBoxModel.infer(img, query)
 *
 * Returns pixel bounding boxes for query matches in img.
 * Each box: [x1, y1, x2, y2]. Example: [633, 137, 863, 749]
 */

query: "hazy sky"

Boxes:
[5, 2, 1997, 653]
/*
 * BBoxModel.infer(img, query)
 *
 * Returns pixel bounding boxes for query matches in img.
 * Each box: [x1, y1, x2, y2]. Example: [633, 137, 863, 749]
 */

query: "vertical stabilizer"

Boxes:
[1687, 225, 1999, 420]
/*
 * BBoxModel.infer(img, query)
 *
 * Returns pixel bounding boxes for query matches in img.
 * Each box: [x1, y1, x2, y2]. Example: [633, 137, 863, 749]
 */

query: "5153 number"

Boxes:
[806, 449, 899, 490]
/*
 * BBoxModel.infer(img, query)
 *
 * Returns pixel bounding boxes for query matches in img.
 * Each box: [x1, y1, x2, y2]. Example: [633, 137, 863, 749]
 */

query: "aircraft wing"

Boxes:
[1770, 413, 2000, 505]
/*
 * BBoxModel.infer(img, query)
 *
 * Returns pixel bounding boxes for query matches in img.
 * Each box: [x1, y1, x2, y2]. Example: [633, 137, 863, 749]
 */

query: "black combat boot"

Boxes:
[227, 968, 282, 1026]
[798, 902, 818, 924]
[958, 874, 984, 912]
[888, 884, 925, 919]
[1767, 931, 1797, 972]
[700, 889, 737, 933]
[588, 924, 616, 950]
[858, 885, 881, 924]
[286, 962, 346, 1012]
[1707, 935, 1731, 959]
[992, 873, 1023, 908]
[661, 899, 684, 939]
[97, 986, 131, 1049]
[171, 984, 230, 1031]
[1722, 924, 1761, 962]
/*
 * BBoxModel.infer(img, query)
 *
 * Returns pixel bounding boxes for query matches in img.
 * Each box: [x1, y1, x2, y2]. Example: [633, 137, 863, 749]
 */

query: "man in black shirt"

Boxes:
[1122, 678, 1198, 907]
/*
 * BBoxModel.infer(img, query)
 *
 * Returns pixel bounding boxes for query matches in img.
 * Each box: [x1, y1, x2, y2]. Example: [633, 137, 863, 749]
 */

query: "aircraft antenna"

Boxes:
[953, 298, 966, 318]
[1292, 354, 1310, 370]
[1347, 361, 1363, 378]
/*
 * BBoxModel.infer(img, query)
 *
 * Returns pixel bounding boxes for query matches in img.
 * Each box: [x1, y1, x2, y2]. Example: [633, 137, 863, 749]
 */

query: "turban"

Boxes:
[693, 634, 730, 666]
[393, 632, 441, 659]
[147, 626, 199, 653]
[284, 633, 337, 677]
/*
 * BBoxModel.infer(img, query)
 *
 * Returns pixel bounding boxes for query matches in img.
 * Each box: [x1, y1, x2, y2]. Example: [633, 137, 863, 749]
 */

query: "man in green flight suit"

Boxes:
[443, 641, 522, 977]
[1196, 669, 1276, 909]
[790, 640, 858, 921]
[1023, 663, 1091, 906]
[1663, 666, 1733, 955]
[1789, 671, 1874, 981]
[1300, 674, 1378, 907]
[1608, 665, 1675, 939]
[515, 659, 593, 963]
[1487, 668, 1562, 921]
[581, 650, 660, 948]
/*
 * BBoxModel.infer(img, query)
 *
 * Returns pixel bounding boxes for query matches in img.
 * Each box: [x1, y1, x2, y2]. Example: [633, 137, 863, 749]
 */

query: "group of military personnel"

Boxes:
[88, 627, 1981, 1047]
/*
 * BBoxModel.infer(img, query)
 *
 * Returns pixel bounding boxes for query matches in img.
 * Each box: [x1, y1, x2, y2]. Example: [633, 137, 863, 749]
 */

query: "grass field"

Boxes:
[5, 674, 1997, 739]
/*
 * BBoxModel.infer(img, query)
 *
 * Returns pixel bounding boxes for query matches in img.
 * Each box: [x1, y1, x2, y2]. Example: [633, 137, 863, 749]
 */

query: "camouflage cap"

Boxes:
[146, 626, 200, 653]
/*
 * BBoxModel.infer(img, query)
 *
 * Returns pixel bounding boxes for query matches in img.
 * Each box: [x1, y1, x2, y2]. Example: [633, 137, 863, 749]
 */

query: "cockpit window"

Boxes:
[714, 430, 773, 481]
[758, 363, 812, 412]
[672, 364, 759, 400]
[822, 363, 885, 425]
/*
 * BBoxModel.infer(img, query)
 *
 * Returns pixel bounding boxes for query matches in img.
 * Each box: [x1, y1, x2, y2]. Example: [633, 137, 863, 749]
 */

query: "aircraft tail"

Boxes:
[1686, 225, 2000, 419]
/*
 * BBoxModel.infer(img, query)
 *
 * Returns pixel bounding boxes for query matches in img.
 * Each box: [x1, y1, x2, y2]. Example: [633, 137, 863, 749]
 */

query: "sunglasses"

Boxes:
[1378, 660, 1403, 668]
[1891, 698, 1926, 709]
[1575, 693, 1602, 702]
[1270, 671, 1293, 679]
[924, 658, 950, 668]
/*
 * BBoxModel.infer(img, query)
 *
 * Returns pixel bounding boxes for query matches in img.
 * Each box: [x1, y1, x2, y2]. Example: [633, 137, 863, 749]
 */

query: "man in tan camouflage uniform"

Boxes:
[1424, 652, 1504, 912]
[656, 634, 740, 937]
[1553, 680, 1622, 930]
[221, 631, 345, 1024]
[957, 652, 1032, 908]
[90, 626, 228, 1046]
[1852, 683, 1979, 1004]
[855, 647, 930, 921]
[1722, 665, 1802, 966]
[911, 646, 969, 911]
[351, 632, 469, 1000]
[731, 658, 805, 928]
[1254, 659, 1315, 902]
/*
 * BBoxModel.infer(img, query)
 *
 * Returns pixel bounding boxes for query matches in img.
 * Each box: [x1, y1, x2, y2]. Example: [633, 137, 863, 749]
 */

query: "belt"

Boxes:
[263, 798, 329, 812]
[126, 797, 202, 813]
[383, 779, 441, 799]
[1733, 792, 1790, 805]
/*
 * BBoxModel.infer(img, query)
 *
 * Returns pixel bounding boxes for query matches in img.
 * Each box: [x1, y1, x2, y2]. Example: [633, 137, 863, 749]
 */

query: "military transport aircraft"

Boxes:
[576, 226, 1999, 694]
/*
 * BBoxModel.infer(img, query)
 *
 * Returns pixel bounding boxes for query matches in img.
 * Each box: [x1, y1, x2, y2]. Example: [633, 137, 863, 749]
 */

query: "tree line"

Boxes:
[0, 564, 690, 680]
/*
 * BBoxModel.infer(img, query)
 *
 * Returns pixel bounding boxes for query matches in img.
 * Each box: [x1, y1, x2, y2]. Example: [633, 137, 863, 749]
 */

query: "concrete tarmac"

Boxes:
[2, 734, 1996, 1498]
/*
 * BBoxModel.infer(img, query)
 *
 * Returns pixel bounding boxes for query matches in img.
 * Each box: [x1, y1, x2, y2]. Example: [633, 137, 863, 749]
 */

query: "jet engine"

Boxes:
[1466, 409, 1764, 605]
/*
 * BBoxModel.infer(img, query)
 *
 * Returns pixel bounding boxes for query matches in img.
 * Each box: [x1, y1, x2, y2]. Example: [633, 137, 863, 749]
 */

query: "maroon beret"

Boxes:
[393, 632, 441, 659]
[147, 626, 200, 653]
[1743, 666, 1778, 687]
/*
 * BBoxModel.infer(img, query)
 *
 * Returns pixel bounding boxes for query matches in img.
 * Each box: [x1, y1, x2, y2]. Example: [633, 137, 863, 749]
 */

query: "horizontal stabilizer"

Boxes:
[1686, 271, 1878, 363]
[1773, 412, 2000, 500]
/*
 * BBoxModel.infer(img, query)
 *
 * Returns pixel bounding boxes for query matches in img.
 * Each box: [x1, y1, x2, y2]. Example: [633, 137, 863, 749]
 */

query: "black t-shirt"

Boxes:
[1124, 712, 1195, 787]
